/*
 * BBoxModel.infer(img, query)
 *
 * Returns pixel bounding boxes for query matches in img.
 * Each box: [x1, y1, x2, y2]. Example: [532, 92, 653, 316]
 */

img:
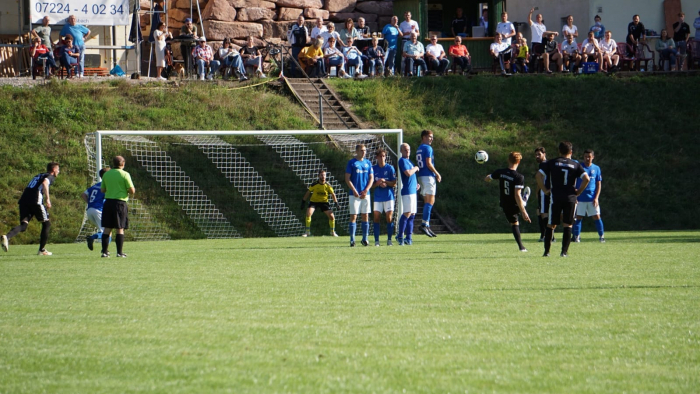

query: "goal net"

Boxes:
[77, 129, 403, 241]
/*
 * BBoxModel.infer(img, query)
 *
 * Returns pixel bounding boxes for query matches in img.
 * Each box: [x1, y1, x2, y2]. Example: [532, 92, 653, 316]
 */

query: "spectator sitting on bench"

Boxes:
[192, 37, 220, 80]
[581, 30, 602, 65]
[512, 36, 530, 73]
[402, 32, 426, 77]
[600, 30, 620, 72]
[490, 33, 512, 75]
[323, 36, 350, 78]
[425, 35, 450, 75]
[57, 35, 79, 79]
[449, 35, 471, 74]
[342, 37, 366, 77]
[542, 32, 563, 73]
[366, 36, 385, 77]
[31, 36, 57, 77]
[561, 34, 581, 72]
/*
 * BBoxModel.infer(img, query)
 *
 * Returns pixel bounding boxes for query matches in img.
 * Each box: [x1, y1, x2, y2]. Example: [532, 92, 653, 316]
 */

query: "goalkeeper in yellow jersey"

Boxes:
[300, 169, 339, 237]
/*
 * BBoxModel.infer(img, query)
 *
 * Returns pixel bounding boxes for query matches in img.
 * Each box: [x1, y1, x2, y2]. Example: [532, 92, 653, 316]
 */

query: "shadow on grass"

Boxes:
[480, 284, 700, 292]
[609, 236, 699, 243]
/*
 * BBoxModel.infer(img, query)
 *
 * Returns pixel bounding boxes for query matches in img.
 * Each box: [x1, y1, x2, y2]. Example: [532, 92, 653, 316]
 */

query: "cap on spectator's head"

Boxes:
[185, 18, 192, 23]
[197, 37, 206, 42]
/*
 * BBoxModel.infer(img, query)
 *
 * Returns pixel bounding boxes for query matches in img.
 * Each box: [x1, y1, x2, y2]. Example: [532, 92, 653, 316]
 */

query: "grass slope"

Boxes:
[1, 232, 698, 393]
[0, 81, 317, 243]
[328, 74, 700, 232]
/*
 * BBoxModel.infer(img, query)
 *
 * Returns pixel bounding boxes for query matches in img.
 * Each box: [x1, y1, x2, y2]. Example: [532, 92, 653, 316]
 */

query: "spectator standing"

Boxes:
[561, 34, 580, 72]
[425, 35, 449, 75]
[154, 22, 172, 81]
[479, 9, 488, 32]
[673, 12, 690, 69]
[288, 15, 309, 77]
[656, 29, 677, 70]
[1, 162, 60, 256]
[382, 16, 401, 76]
[32, 16, 53, 50]
[589, 15, 605, 40]
[400, 11, 419, 41]
[695, 10, 700, 40]
[490, 34, 512, 75]
[59, 15, 90, 78]
[100, 156, 135, 258]
[320, 22, 342, 49]
[451, 8, 468, 37]
[599, 31, 620, 71]
[513, 36, 530, 73]
[192, 37, 220, 80]
[449, 35, 471, 74]
[339, 18, 361, 46]
[357, 17, 371, 37]
[179, 17, 198, 38]
[496, 12, 516, 45]
[626, 14, 646, 58]
[528, 8, 558, 57]
[402, 32, 426, 76]
[310, 17, 327, 40]
[562, 15, 578, 39]
[242, 36, 266, 78]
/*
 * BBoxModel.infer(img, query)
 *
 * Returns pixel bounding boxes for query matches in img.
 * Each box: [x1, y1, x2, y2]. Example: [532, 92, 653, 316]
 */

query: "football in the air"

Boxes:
[475, 150, 489, 164]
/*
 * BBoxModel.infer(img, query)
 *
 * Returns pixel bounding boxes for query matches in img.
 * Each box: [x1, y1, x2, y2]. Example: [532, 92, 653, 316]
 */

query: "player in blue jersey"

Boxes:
[397, 143, 420, 245]
[80, 168, 111, 251]
[345, 144, 374, 247]
[415, 130, 442, 238]
[572, 149, 605, 242]
[371, 149, 397, 246]
[2, 162, 60, 256]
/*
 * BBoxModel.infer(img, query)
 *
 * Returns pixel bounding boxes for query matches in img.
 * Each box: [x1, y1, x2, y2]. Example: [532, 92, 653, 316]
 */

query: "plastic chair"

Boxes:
[617, 42, 635, 70]
[635, 43, 655, 71]
[689, 39, 700, 70]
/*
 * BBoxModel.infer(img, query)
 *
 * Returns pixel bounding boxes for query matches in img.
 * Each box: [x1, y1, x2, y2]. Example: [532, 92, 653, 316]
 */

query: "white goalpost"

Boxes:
[78, 129, 403, 241]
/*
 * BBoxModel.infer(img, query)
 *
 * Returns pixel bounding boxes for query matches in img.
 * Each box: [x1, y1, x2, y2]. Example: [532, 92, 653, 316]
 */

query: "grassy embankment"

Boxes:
[1, 74, 699, 243]
[328, 73, 700, 232]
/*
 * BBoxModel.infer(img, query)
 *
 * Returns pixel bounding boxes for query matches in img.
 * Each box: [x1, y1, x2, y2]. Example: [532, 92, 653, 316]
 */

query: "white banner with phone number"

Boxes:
[30, 0, 129, 26]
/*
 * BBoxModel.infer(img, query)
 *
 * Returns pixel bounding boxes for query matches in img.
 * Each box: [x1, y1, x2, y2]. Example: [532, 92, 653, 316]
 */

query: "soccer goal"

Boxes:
[78, 129, 403, 242]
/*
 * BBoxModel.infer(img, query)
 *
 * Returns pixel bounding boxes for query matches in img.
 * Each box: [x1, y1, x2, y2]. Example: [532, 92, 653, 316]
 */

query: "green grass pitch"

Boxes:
[1, 232, 698, 393]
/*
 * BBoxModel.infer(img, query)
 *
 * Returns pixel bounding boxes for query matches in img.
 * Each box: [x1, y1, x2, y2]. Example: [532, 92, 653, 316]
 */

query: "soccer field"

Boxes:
[1, 232, 698, 393]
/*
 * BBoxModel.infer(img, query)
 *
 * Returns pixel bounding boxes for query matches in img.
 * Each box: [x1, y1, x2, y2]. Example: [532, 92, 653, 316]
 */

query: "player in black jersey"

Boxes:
[484, 152, 531, 252]
[1, 162, 60, 256]
[534, 147, 552, 242]
[536, 142, 590, 257]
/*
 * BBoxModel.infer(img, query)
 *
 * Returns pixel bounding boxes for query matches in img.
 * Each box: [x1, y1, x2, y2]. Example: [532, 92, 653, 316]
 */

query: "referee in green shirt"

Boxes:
[100, 156, 135, 258]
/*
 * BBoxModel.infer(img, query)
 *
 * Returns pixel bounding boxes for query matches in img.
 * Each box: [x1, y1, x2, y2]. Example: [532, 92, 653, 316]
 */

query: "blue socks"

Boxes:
[374, 223, 380, 242]
[361, 222, 369, 241]
[387, 222, 394, 240]
[572, 219, 582, 237]
[595, 219, 604, 237]
[349, 222, 357, 243]
[407, 214, 415, 242]
[398, 215, 408, 240]
[422, 203, 433, 225]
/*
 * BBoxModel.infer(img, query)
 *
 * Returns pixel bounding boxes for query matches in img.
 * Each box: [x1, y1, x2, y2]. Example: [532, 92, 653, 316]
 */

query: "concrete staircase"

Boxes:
[285, 78, 362, 130]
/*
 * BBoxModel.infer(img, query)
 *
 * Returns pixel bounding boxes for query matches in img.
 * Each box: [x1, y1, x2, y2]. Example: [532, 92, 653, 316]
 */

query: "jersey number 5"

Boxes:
[504, 180, 510, 195]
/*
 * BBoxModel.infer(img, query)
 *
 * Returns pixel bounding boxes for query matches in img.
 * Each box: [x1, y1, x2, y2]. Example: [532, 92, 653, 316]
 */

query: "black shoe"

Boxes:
[427, 227, 437, 237]
[361, 240, 369, 247]
[543, 252, 550, 257]
[560, 252, 568, 257]
[117, 253, 127, 258]
[552, 237, 557, 243]
[420, 224, 433, 237]
[87, 237, 94, 251]
[101, 252, 110, 258]
[350, 241, 355, 247]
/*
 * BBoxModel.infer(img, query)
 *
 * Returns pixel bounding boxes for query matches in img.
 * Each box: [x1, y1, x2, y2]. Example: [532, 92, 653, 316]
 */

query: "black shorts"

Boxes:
[538, 191, 550, 214]
[309, 201, 331, 212]
[549, 200, 576, 226]
[19, 203, 49, 223]
[532, 43, 544, 55]
[502, 205, 521, 224]
[102, 199, 129, 229]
